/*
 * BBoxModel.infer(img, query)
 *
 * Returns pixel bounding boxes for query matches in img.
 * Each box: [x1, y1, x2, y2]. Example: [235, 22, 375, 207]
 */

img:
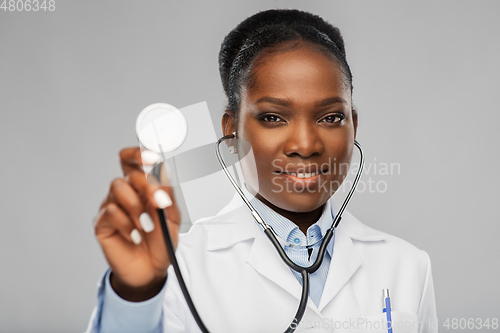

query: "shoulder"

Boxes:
[177, 194, 253, 249]
[337, 203, 431, 273]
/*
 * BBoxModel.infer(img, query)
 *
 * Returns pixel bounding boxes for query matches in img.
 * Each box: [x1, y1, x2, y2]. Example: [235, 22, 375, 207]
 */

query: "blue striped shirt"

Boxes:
[242, 185, 335, 307]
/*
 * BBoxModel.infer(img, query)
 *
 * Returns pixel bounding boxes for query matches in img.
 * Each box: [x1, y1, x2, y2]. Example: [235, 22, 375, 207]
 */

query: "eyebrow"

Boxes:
[255, 96, 347, 107]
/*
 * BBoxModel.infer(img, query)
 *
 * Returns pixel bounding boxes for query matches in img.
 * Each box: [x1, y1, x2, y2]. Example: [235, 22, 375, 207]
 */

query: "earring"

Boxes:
[228, 146, 238, 154]
[228, 131, 237, 154]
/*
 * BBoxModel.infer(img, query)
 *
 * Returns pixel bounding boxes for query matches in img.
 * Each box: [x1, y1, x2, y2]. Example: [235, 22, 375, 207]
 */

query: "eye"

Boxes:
[260, 114, 284, 123]
[320, 113, 345, 124]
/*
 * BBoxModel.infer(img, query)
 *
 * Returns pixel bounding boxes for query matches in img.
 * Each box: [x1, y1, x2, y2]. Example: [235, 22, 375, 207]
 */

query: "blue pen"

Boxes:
[383, 289, 393, 333]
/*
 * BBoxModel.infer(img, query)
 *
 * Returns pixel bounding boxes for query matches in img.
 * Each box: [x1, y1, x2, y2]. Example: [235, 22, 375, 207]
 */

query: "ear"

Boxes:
[221, 110, 237, 137]
[352, 108, 358, 140]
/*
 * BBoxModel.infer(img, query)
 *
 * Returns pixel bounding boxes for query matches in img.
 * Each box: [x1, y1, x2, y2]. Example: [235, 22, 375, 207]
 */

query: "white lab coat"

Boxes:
[90, 193, 438, 333]
[161, 193, 437, 333]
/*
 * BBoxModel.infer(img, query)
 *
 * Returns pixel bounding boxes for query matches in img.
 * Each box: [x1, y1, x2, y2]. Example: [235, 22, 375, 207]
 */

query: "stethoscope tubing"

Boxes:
[155, 135, 364, 333]
[156, 208, 210, 333]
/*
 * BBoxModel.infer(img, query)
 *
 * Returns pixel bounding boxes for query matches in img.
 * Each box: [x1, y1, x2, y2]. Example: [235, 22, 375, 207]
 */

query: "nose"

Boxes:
[283, 121, 324, 158]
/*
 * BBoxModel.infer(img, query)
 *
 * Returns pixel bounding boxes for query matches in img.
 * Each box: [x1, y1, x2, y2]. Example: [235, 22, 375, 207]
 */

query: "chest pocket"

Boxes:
[362, 311, 419, 333]
[293, 312, 420, 333]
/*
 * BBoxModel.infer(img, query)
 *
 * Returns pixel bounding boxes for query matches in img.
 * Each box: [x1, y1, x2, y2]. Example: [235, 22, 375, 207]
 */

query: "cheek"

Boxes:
[252, 143, 277, 175]
[331, 135, 353, 163]
[237, 133, 278, 194]
[239, 149, 259, 194]
[237, 116, 278, 166]
[325, 131, 355, 186]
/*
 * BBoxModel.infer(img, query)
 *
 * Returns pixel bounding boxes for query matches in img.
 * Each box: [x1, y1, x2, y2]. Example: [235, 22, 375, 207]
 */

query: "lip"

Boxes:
[273, 165, 329, 174]
[274, 171, 324, 187]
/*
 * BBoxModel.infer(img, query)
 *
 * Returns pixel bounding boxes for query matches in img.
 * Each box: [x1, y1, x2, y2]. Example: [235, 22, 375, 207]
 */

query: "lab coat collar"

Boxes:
[206, 193, 387, 250]
[205, 193, 387, 313]
[328, 198, 388, 242]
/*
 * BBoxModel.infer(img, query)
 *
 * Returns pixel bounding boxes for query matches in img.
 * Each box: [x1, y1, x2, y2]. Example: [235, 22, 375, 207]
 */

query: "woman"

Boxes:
[87, 9, 437, 333]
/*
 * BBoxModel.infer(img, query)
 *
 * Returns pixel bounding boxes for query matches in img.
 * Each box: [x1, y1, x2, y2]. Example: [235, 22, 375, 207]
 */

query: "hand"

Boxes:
[94, 147, 181, 301]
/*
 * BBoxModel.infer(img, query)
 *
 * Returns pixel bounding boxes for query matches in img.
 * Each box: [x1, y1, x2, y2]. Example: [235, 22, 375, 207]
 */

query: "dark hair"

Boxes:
[218, 9, 353, 114]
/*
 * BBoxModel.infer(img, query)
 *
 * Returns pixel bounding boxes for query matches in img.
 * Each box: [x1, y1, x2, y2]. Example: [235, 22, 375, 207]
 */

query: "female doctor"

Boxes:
[87, 9, 437, 333]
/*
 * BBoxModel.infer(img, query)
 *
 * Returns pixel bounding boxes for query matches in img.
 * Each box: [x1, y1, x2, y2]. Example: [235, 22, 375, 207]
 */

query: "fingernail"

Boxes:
[154, 189, 172, 209]
[139, 212, 155, 233]
[141, 151, 161, 165]
[130, 229, 142, 244]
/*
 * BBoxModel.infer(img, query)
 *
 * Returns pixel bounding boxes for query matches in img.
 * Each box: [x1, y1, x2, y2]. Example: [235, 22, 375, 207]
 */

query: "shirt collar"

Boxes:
[204, 190, 387, 252]
[241, 185, 335, 248]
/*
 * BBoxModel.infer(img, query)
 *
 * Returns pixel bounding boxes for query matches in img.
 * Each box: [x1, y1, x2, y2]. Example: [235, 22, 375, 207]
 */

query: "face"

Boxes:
[223, 43, 357, 214]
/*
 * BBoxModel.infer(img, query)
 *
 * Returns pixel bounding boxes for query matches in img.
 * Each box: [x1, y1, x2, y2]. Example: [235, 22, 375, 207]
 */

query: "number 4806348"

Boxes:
[443, 318, 498, 330]
[1, 0, 56, 11]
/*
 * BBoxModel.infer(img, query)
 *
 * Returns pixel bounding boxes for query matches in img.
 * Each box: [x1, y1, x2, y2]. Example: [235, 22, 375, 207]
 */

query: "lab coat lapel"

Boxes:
[207, 197, 304, 302]
[317, 198, 386, 312]
[317, 221, 362, 312]
[245, 227, 304, 301]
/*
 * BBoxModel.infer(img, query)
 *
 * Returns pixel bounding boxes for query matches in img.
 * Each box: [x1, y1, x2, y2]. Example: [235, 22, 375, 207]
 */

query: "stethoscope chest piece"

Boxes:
[135, 103, 187, 154]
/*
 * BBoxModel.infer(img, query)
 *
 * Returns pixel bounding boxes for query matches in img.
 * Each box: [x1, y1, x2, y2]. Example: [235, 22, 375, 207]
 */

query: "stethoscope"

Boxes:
[136, 103, 365, 333]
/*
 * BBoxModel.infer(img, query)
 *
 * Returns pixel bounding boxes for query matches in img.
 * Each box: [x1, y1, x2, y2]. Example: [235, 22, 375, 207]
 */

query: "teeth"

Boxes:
[283, 172, 320, 178]
[298, 173, 314, 178]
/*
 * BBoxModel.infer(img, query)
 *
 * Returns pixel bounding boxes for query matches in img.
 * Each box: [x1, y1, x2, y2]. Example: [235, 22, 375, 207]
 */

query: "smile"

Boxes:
[281, 172, 322, 179]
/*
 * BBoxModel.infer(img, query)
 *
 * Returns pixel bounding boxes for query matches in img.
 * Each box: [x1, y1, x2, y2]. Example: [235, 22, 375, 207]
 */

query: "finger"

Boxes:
[126, 170, 170, 208]
[119, 147, 161, 177]
[158, 185, 182, 228]
[119, 147, 143, 176]
[107, 177, 147, 232]
[95, 202, 143, 245]
[141, 200, 180, 259]
[122, 170, 181, 245]
[140, 163, 181, 226]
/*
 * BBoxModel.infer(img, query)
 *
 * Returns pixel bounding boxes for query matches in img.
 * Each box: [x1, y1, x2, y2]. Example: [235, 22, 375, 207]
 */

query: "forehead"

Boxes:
[244, 44, 350, 106]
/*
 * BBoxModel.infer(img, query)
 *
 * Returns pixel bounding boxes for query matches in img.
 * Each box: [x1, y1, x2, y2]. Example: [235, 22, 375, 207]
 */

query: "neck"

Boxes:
[255, 194, 324, 234]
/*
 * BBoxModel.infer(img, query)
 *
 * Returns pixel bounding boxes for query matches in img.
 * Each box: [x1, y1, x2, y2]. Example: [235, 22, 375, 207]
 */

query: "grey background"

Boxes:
[1, 0, 499, 332]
